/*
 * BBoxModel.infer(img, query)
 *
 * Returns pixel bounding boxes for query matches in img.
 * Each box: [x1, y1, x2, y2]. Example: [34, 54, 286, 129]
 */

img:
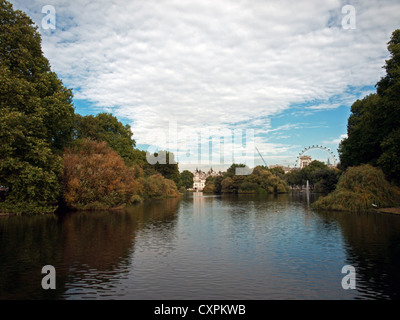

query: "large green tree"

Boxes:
[339, 29, 400, 184]
[74, 113, 138, 165]
[0, 0, 75, 214]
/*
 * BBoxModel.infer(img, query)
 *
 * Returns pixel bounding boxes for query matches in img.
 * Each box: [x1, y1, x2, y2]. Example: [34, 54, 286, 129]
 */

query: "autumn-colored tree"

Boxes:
[74, 113, 138, 166]
[63, 139, 142, 210]
[63, 139, 180, 209]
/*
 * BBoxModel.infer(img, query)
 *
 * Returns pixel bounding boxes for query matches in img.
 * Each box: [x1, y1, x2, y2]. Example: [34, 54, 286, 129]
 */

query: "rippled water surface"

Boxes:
[1, 192, 400, 300]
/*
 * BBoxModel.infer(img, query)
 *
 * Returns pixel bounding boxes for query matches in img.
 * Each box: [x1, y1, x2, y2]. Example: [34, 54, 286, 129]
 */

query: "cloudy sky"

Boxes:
[10, 0, 400, 171]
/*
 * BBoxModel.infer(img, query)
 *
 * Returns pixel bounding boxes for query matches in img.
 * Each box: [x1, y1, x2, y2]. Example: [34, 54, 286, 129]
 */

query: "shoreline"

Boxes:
[375, 207, 400, 215]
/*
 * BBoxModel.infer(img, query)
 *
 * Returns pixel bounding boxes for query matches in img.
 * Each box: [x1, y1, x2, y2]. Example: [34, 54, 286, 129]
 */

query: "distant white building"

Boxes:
[299, 155, 312, 169]
[193, 168, 222, 191]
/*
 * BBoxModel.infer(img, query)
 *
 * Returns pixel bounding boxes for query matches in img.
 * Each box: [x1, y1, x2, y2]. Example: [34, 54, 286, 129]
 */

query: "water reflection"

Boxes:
[0, 193, 400, 299]
[315, 210, 400, 299]
[0, 214, 63, 299]
[0, 197, 181, 299]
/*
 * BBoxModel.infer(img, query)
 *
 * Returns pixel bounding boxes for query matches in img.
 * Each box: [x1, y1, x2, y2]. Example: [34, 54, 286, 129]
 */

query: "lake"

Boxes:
[1, 192, 400, 300]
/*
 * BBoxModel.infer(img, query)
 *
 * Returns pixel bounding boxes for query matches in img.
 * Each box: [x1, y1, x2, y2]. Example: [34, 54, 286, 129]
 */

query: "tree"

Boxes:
[213, 175, 224, 193]
[285, 169, 302, 189]
[311, 167, 341, 193]
[238, 181, 258, 193]
[250, 166, 288, 193]
[204, 175, 224, 193]
[301, 160, 328, 187]
[338, 94, 383, 168]
[151, 151, 182, 187]
[74, 113, 138, 166]
[269, 166, 285, 178]
[377, 128, 400, 184]
[141, 173, 180, 199]
[375, 29, 400, 184]
[284, 161, 333, 190]
[0, 0, 75, 214]
[221, 177, 235, 193]
[63, 139, 142, 210]
[339, 29, 400, 185]
[205, 164, 289, 194]
[226, 163, 248, 177]
[180, 170, 194, 189]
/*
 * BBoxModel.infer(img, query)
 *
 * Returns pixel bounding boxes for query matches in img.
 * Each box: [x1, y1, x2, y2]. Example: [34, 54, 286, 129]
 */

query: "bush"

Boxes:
[313, 164, 400, 212]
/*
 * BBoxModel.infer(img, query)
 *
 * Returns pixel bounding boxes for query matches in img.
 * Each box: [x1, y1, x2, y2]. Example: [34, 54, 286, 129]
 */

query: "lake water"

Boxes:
[1, 192, 400, 300]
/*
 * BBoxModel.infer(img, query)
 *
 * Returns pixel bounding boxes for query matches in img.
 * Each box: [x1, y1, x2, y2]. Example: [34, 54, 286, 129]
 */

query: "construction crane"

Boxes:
[255, 146, 267, 167]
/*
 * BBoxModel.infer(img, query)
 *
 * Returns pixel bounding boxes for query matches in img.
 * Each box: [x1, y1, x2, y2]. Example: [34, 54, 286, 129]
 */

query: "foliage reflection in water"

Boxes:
[0, 193, 400, 299]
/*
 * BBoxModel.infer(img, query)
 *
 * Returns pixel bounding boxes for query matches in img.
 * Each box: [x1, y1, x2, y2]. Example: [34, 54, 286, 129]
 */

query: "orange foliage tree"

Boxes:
[62, 139, 142, 210]
[62, 139, 180, 210]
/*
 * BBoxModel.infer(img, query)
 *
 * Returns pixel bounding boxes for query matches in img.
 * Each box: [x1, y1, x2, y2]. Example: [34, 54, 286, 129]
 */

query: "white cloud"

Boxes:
[323, 134, 348, 145]
[9, 0, 400, 167]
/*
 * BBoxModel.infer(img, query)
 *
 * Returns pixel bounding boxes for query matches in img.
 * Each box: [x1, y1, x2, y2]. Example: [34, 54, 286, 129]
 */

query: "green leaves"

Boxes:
[204, 164, 289, 194]
[338, 29, 400, 185]
[180, 170, 194, 189]
[0, 0, 74, 214]
[1, 0, 183, 214]
[313, 165, 400, 212]
[74, 113, 136, 165]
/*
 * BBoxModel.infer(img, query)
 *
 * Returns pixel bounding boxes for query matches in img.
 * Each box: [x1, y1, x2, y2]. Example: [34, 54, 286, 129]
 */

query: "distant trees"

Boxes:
[203, 175, 224, 193]
[180, 170, 194, 189]
[244, 166, 289, 193]
[284, 161, 340, 192]
[311, 167, 341, 193]
[141, 173, 180, 199]
[203, 164, 289, 194]
[339, 29, 400, 185]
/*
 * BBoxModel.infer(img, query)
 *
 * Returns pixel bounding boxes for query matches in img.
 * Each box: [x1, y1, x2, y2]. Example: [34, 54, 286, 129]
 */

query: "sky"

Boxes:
[9, 0, 400, 171]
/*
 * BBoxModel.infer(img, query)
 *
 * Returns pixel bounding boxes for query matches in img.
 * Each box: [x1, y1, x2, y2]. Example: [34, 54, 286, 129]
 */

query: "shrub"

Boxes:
[313, 164, 400, 212]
